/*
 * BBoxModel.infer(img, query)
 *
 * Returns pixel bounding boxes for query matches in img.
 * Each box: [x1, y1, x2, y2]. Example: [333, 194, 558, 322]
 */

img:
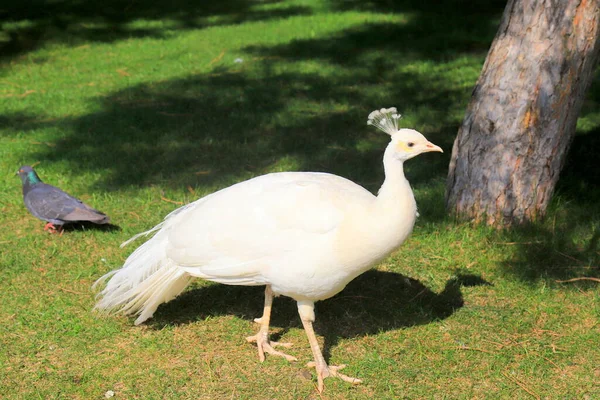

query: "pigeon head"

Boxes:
[17, 165, 42, 186]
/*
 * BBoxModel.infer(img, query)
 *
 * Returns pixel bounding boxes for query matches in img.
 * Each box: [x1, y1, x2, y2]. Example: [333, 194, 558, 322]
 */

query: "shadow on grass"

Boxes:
[148, 270, 491, 361]
[56, 71, 454, 192]
[498, 128, 600, 283]
[25, 220, 121, 234]
[249, 0, 505, 63]
[499, 224, 600, 284]
[8, 0, 598, 285]
[330, 0, 506, 13]
[0, 0, 311, 62]
[9, 32, 476, 197]
[0, 0, 507, 63]
[59, 222, 122, 233]
[3, 0, 508, 205]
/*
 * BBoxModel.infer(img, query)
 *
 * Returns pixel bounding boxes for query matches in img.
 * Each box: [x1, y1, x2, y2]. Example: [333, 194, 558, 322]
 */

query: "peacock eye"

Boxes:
[407, 142, 415, 148]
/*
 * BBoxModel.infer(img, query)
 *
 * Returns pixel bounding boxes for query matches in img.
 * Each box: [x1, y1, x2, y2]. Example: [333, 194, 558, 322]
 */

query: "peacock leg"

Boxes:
[298, 301, 362, 393]
[246, 285, 297, 362]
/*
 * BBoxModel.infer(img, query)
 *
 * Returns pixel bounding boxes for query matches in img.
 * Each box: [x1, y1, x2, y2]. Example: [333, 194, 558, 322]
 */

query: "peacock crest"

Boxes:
[367, 107, 402, 136]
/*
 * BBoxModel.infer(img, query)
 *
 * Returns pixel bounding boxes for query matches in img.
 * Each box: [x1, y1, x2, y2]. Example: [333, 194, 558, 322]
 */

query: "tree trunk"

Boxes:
[446, 0, 600, 227]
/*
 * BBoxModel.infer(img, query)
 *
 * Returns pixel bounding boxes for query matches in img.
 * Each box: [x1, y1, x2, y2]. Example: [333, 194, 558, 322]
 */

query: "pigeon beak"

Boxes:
[424, 141, 443, 153]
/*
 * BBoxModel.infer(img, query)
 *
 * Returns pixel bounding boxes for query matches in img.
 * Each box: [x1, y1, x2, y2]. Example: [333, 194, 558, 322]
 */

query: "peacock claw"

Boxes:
[246, 333, 297, 362]
[306, 361, 362, 392]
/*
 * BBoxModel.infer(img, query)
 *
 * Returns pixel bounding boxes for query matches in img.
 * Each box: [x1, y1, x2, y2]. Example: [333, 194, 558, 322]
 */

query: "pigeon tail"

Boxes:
[62, 207, 110, 224]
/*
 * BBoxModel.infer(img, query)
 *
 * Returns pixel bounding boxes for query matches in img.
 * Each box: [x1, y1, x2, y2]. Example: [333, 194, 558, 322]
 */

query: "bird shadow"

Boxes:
[147, 270, 491, 361]
[58, 222, 122, 233]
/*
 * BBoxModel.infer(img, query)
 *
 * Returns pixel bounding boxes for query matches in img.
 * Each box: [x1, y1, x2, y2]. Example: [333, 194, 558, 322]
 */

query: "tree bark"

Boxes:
[446, 0, 600, 227]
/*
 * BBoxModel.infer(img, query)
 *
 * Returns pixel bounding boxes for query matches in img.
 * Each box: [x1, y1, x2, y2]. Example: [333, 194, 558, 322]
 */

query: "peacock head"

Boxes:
[16, 165, 42, 185]
[368, 107, 442, 161]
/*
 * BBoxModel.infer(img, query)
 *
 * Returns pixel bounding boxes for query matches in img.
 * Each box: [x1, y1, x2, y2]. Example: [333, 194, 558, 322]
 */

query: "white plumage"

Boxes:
[94, 108, 442, 392]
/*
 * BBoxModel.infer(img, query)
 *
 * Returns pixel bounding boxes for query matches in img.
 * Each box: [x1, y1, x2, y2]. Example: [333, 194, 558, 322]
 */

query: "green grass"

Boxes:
[1, 0, 599, 398]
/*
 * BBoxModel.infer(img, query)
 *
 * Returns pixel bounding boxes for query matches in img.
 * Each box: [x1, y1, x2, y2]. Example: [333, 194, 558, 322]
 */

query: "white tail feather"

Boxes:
[119, 200, 198, 248]
[93, 200, 200, 324]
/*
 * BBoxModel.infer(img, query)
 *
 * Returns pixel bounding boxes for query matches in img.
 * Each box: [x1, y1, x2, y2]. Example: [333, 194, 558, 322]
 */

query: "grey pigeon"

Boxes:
[17, 165, 110, 232]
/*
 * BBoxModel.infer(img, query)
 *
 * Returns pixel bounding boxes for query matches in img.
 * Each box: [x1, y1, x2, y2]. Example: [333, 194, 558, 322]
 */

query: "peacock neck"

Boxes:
[375, 149, 415, 215]
[354, 148, 417, 268]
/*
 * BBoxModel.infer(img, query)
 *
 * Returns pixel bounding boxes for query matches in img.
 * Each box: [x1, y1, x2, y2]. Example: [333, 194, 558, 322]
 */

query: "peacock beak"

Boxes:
[424, 142, 443, 153]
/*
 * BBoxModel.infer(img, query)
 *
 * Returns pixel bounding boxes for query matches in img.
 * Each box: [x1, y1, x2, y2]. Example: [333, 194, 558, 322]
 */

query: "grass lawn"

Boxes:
[1, 0, 599, 398]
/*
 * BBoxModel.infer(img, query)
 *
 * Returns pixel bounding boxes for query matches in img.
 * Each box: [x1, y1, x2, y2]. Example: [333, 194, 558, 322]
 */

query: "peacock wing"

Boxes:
[165, 173, 357, 283]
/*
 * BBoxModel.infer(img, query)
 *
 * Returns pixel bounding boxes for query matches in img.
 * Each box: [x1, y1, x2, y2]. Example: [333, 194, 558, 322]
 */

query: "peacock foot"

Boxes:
[246, 332, 297, 362]
[306, 361, 362, 393]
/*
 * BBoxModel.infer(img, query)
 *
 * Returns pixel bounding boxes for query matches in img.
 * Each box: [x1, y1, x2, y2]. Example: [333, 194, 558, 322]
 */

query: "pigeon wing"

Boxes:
[24, 184, 109, 224]
[61, 205, 109, 223]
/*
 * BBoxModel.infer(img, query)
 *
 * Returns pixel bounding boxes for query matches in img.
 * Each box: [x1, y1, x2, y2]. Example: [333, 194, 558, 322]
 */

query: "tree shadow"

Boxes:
[10, 0, 600, 285]
[498, 223, 600, 284]
[558, 127, 600, 202]
[248, 0, 504, 63]
[3, 1, 504, 233]
[578, 67, 600, 124]
[11, 33, 482, 202]
[329, 0, 506, 14]
[498, 128, 600, 283]
[0, 112, 45, 136]
[6, 67, 458, 202]
[0, 0, 311, 62]
[148, 270, 491, 361]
